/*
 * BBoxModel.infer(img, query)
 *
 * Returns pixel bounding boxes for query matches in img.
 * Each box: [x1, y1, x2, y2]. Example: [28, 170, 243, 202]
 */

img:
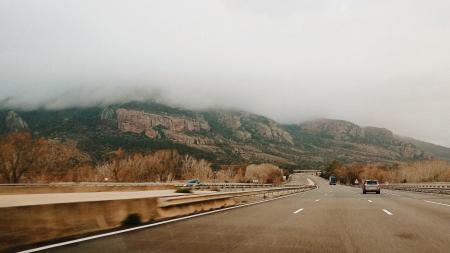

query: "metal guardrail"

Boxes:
[0, 182, 177, 187]
[382, 182, 450, 194]
[159, 185, 316, 207]
[0, 182, 275, 188]
[177, 183, 274, 190]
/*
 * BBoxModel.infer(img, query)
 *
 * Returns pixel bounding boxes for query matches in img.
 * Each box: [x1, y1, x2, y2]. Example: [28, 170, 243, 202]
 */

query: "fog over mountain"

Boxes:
[1, 0, 449, 146]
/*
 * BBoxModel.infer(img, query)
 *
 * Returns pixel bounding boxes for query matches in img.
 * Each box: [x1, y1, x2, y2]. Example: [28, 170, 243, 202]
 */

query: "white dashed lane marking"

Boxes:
[293, 208, 304, 214]
[382, 209, 393, 216]
[315, 199, 320, 202]
[368, 200, 373, 203]
[424, 200, 450, 207]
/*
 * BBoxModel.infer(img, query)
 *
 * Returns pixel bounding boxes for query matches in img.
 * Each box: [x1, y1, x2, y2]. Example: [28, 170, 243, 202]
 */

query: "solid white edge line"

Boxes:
[19, 192, 305, 253]
[424, 200, 450, 207]
[382, 209, 393, 215]
[293, 208, 304, 214]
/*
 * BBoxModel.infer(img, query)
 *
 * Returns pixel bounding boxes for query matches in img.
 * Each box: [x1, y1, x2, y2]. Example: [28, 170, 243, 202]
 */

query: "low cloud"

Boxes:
[1, 0, 449, 146]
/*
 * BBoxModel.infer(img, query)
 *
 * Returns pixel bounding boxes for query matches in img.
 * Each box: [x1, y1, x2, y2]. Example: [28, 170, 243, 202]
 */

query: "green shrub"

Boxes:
[175, 187, 193, 193]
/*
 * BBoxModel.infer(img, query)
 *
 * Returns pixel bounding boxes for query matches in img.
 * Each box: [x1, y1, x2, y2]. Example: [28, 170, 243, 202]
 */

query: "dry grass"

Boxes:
[244, 164, 284, 184]
[334, 160, 450, 184]
[388, 160, 450, 183]
[96, 149, 214, 182]
[215, 165, 246, 183]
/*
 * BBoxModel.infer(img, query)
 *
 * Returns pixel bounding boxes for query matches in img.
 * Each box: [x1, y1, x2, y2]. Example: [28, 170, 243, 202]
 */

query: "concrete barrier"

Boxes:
[0, 182, 279, 195]
[0, 186, 314, 252]
[0, 183, 176, 195]
[0, 197, 159, 252]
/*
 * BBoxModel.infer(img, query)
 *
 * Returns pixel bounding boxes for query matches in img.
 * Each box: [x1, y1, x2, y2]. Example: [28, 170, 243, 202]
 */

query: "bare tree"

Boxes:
[95, 149, 185, 182]
[216, 165, 246, 183]
[0, 132, 49, 183]
[180, 155, 213, 181]
[152, 150, 182, 182]
[244, 164, 283, 184]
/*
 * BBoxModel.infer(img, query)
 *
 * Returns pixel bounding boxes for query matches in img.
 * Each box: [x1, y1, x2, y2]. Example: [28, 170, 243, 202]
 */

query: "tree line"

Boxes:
[0, 132, 284, 184]
[321, 159, 450, 184]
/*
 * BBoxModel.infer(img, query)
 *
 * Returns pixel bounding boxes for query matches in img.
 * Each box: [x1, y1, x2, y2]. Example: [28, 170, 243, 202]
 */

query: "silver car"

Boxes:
[362, 179, 380, 194]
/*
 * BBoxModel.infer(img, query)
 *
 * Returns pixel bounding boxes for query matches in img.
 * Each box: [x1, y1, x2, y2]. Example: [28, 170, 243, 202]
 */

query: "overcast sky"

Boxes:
[1, 0, 449, 146]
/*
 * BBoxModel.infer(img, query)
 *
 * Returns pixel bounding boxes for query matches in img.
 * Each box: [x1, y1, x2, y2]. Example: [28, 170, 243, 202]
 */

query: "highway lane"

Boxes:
[39, 175, 450, 253]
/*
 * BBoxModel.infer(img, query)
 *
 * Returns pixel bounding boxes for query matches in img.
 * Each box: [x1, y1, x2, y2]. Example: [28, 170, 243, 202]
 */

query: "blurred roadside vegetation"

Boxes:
[321, 159, 450, 184]
[0, 132, 284, 184]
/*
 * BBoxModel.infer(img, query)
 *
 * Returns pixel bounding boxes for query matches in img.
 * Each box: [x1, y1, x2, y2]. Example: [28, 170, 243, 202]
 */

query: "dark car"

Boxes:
[329, 176, 337, 185]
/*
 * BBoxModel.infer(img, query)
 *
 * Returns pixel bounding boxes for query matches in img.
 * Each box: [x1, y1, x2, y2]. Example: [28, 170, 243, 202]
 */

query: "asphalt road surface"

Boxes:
[40, 175, 450, 253]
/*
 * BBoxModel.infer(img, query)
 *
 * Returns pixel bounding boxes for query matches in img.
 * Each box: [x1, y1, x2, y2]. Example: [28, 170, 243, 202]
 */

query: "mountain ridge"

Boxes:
[1, 101, 449, 169]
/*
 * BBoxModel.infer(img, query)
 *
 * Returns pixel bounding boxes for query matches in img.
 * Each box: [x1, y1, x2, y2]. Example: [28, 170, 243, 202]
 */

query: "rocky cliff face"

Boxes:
[300, 119, 363, 140]
[116, 109, 210, 133]
[296, 119, 428, 161]
[300, 120, 397, 144]
[217, 112, 242, 129]
[362, 126, 395, 145]
[111, 109, 432, 163]
[254, 121, 294, 144]
[162, 130, 214, 145]
[5, 111, 29, 132]
[100, 107, 116, 121]
[115, 108, 212, 144]
[396, 143, 427, 159]
[211, 111, 293, 143]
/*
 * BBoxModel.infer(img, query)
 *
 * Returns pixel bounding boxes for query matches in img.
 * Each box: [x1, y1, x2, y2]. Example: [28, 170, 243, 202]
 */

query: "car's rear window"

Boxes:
[366, 180, 378, 185]
[187, 180, 197, 183]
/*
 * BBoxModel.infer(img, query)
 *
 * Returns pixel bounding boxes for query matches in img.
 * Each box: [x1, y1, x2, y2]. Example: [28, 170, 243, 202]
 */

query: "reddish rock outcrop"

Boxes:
[255, 122, 293, 144]
[145, 129, 159, 139]
[115, 109, 212, 145]
[116, 109, 210, 135]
